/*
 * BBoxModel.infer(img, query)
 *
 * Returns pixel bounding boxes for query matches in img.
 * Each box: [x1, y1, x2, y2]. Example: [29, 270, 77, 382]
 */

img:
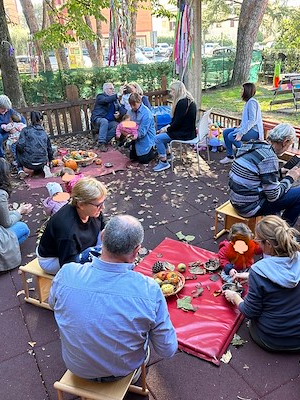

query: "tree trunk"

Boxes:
[84, 15, 101, 67]
[46, 0, 69, 70]
[19, 0, 52, 72]
[127, 0, 137, 64]
[95, 18, 104, 67]
[184, 0, 202, 108]
[230, 0, 268, 86]
[0, 0, 26, 107]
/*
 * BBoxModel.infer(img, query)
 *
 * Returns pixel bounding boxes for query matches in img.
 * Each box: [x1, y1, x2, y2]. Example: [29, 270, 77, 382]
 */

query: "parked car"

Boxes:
[135, 51, 152, 64]
[202, 43, 220, 55]
[155, 43, 171, 56]
[141, 47, 154, 58]
[212, 47, 235, 57]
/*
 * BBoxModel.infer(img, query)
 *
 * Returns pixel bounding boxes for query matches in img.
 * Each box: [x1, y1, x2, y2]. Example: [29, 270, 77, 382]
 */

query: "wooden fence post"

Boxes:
[66, 85, 83, 133]
[161, 76, 168, 104]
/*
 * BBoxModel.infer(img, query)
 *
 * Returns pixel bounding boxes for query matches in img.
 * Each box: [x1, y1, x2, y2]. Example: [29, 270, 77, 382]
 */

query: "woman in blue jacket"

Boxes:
[220, 82, 264, 164]
[224, 215, 300, 352]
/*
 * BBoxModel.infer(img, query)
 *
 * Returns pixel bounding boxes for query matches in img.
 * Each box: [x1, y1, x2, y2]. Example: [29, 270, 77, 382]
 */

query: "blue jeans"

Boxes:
[256, 187, 300, 226]
[8, 221, 30, 244]
[95, 118, 118, 144]
[0, 132, 9, 158]
[223, 127, 259, 157]
[155, 132, 172, 157]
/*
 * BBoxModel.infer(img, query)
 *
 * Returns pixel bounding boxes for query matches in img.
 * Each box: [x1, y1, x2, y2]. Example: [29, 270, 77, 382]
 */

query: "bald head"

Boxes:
[102, 215, 144, 256]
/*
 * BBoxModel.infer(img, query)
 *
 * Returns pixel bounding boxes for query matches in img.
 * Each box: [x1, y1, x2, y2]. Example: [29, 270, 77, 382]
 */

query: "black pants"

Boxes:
[130, 143, 157, 164]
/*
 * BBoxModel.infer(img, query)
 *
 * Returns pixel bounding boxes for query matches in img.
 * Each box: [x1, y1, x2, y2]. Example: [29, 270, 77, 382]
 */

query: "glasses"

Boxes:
[87, 200, 105, 209]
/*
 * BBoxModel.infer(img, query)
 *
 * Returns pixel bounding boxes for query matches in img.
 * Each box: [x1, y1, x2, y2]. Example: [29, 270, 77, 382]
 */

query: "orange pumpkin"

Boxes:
[52, 159, 60, 167]
[166, 272, 180, 284]
[64, 159, 78, 171]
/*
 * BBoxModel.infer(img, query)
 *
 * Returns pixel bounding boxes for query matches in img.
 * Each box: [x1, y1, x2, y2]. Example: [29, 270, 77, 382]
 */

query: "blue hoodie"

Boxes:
[239, 254, 300, 349]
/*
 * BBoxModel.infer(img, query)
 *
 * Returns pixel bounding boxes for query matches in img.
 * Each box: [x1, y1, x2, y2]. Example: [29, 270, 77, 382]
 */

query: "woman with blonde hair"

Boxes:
[37, 177, 107, 274]
[224, 215, 300, 351]
[129, 82, 151, 108]
[153, 80, 197, 172]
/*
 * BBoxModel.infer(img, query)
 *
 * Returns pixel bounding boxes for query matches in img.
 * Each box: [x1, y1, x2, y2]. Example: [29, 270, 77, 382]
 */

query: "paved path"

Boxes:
[1, 150, 299, 400]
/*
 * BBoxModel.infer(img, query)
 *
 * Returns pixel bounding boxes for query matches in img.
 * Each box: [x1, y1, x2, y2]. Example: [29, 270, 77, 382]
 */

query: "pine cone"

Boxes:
[152, 261, 166, 273]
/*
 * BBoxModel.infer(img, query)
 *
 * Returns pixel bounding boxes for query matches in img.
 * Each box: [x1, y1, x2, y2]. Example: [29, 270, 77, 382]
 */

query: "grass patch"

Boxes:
[201, 85, 299, 126]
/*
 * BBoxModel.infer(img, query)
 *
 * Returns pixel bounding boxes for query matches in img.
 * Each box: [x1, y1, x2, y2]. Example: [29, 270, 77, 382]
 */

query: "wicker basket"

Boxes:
[63, 151, 97, 166]
[153, 271, 185, 297]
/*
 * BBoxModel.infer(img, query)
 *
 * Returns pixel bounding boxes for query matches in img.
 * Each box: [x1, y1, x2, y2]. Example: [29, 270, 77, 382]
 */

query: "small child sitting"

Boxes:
[43, 182, 70, 216]
[1, 112, 26, 160]
[116, 115, 139, 147]
[60, 167, 85, 194]
[218, 223, 262, 282]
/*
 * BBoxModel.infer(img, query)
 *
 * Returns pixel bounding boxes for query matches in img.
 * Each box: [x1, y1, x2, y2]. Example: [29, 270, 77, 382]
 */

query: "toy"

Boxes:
[208, 124, 224, 152]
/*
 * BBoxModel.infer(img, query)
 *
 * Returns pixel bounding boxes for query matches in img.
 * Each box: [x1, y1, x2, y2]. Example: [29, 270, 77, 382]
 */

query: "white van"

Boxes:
[203, 43, 220, 55]
[154, 43, 171, 56]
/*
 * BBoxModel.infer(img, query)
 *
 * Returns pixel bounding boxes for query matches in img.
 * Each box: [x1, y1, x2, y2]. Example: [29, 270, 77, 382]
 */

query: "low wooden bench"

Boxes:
[19, 258, 53, 310]
[215, 200, 262, 239]
[54, 364, 149, 400]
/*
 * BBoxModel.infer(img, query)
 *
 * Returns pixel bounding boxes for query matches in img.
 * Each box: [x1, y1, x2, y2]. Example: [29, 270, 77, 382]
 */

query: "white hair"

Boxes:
[103, 82, 114, 93]
[0, 95, 12, 110]
[102, 215, 144, 255]
[268, 123, 296, 143]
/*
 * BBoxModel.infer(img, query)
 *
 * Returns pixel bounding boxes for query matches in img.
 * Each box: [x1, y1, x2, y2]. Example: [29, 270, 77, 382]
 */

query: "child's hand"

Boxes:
[229, 268, 237, 277]
[18, 203, 33, 215]
[233, 272, 249, 281]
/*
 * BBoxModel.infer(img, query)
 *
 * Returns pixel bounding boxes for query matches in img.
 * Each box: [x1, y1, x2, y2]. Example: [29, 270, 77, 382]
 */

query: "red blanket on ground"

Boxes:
[135, 238, 244, 366]
[24, 149, 131, 189]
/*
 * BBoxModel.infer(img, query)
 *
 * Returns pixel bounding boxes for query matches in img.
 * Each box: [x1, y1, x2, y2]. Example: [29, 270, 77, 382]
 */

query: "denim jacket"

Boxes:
[237, 98, 264, 140]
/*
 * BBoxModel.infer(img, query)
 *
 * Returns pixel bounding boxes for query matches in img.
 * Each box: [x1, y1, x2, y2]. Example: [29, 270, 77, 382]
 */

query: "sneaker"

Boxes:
[18, 169, 28, 179]
[43, 165, 53, 178]
[98, 143, 108, 152]
[131, 346, 150, 384]
[153, 161, 171, 172]
[219, 156, 234, 164]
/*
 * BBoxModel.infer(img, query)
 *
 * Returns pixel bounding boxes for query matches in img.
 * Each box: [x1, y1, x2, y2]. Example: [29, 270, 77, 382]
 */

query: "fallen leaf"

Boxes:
[177, 296, 198, 312]
[176, 231, 186, 240]
[189, 266, 206, 275]
[185, 235, 195, 242]
[191, 285, 204, 298]
[220, 350, 232, 364]
[243, 364, 250, 370]
[28, 341, 37, 347]
[231, 334, 248, 347]
[213, 290, 222, 297]
[16, 290, 25, 296]
[210, 274, 220, 282]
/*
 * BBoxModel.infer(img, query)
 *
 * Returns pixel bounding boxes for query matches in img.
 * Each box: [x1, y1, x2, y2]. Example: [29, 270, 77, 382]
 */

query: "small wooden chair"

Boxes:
[19, 258, 53, 310]
[215, 200, 262, 239]
[54, 364, 149, 400]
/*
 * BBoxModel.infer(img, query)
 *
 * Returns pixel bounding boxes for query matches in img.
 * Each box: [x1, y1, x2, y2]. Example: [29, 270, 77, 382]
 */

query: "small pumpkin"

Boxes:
[64, 159, 78, 171]
[166, 272, 180, 284]
[52, 159, 60, 167]
[95, 158, 102, 165]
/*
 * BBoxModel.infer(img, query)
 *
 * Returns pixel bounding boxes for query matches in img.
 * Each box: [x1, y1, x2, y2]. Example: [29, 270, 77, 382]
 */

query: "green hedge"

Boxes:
[261, 49, 300, 75]
[1, 62, 174, 105]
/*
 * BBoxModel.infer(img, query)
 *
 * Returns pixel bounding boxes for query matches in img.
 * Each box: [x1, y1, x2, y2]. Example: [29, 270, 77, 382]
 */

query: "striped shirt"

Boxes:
[229, 141, 293, 217]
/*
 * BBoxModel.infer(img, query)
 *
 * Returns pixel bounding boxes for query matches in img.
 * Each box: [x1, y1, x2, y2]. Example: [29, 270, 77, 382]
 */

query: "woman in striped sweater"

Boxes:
[229, 123, 300, 226]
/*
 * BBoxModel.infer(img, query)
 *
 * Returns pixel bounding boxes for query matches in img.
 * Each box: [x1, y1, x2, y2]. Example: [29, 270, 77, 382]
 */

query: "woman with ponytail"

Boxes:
[224, 215, 300, 352]
[16, 111, 53, 179]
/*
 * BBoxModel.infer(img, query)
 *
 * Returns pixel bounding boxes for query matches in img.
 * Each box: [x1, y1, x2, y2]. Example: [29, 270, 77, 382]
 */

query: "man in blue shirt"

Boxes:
[128, 93, 156, 164]
[49, 215, 178, 381]
[91, 83, 126, 152]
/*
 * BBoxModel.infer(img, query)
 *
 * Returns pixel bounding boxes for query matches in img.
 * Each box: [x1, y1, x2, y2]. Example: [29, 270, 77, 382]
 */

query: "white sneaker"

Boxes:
[43, 165, 53, 178]
[220, 156, 234, 164]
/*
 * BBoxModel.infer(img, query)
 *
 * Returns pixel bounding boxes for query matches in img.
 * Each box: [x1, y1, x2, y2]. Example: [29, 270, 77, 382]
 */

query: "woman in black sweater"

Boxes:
[153, 81, 197, 172]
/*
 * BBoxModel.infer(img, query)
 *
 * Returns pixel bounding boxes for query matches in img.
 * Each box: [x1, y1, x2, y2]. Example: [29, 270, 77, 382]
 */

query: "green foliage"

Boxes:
[262, 49, 300, 75]
[276, 9, 300, 50]
[157, 36, 174, 46]
[0, 62, 174, 105]
[9, 26, 30, 55]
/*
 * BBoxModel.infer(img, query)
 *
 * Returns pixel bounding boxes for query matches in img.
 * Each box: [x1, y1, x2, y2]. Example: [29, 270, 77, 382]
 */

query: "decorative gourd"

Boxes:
[52, 159, 60, 167]
[95, 158, 102, 165]
[64, 159, 78, 171]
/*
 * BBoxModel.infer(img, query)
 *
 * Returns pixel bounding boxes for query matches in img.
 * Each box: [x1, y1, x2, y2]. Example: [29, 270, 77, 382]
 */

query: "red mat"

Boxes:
[135, 238, 244, 366]
[24, 149, 131, 189]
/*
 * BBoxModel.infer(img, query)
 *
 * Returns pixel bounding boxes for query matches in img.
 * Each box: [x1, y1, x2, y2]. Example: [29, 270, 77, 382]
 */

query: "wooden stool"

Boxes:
[19, 258, 53, 310]
[54, 364, 149, 400]
[215, 200, 262, 239]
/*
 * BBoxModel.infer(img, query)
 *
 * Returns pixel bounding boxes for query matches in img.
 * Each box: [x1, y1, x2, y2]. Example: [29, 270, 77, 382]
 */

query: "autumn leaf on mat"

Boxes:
[177, 296, 198, 312]
[189, 266, 206, 275]
[191, 285, 204, 298]
[210, 274, 220, 282]
[220, 350, 232, 364]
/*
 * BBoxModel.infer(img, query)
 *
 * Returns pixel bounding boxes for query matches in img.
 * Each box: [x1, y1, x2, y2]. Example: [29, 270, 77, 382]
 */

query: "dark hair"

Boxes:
[11, 113, 22, 123]
[123, 85, 132, 95]
[0, 158, 12, 195]
[241, 82, 256, 102]
[129, 93, 142, 105]
[30, 111, 43, 125]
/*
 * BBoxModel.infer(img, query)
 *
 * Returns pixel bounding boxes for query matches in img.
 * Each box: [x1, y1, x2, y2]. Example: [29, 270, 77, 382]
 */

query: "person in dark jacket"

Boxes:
[37, 177, 107, 274]
[91, 83, 126, 152]
[0, 94, 26, 158]
[153, 81, 197, 172]
[16, 111, 53, 179]
[224, 215, 300, 352]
